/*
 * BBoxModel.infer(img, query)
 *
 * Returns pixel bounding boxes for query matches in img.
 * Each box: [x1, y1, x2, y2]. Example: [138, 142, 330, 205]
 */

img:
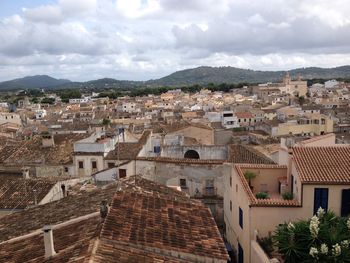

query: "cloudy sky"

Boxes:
[0, 0, 350, 81]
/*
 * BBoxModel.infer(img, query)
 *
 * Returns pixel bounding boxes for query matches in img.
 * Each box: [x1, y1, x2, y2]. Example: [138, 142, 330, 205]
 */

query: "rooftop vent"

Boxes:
[42, 225, 56, 258]
[100, 200, 109, 219]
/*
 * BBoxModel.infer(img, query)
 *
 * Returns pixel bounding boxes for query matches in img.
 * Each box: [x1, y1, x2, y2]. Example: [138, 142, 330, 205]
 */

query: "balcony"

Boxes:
[202, 187, 217, 197]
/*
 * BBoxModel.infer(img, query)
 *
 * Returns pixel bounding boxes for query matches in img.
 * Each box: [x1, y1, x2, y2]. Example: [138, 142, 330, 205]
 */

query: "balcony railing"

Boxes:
[202, 187, 217, 197]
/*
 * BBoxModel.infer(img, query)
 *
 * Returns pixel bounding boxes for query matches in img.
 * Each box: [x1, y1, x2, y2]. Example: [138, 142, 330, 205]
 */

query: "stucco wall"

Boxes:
[251, 240, 271, 263]
[224, 167, 251, 263]
[74, 155, 104, 177]
[35, 165, 68, 177]
[161, 145, 227, 160]
[241, 167, 287, 195]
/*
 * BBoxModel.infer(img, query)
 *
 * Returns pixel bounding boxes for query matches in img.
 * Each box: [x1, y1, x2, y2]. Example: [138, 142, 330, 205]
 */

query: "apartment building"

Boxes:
[224, 135, 350, 263]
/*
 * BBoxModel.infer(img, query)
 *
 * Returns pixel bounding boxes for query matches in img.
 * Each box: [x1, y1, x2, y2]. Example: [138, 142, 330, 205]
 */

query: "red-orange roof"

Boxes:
[293, 146, 350, 184]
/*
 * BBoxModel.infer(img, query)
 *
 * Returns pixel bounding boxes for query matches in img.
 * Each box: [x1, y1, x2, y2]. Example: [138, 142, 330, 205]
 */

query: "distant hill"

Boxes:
[2, 66, 350, 90]
[149, 66, 350, 86]
[0, 75, 71, 90]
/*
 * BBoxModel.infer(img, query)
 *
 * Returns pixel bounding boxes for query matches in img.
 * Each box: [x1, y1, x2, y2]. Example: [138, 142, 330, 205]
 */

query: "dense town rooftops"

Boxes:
[293, 146, 350, 184]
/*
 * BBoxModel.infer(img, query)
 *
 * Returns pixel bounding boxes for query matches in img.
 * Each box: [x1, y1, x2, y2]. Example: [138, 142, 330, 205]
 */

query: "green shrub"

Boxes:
[273, 210, 350, 263]
[282, 192, 294, 200]
[255, 192, 269, 199]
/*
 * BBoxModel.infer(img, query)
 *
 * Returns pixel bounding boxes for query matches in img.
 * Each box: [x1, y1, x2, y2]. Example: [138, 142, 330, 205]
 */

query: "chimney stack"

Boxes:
[42, 225, 56, 258]
[42, 134, 55, 148]
[33, 189, 38, 205]
[22, 167, 30, 179]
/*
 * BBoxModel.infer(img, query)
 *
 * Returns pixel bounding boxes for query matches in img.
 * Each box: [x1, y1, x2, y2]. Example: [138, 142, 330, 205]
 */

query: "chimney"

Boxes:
[42, 225, 56, 258]
[33, 189, 38, 205]
[22, 167, 30, 179]
[42, 133, 55, 148]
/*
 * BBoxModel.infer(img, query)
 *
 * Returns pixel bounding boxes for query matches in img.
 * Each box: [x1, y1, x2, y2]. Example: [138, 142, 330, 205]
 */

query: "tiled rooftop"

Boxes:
[1, 134, 88, 166]
[0, 214, 101, 263]
[228, 145, 276, 164]
[105, 130, 151, 160]
[99, 188, 228, 261]
[0, 177, 58, 209]
[0, 183, 116, 242]
[293, 146, 350, 184]
[0, 176, 228, 262]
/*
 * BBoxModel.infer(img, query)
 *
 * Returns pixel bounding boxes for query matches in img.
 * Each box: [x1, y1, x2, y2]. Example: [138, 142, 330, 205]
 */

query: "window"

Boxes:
[180, 179, 187, 188]
[230, 176, 232, 187]
[314, 188, 328, 214]
[239, 207, 243, 229]
[230, 200, 232, 211]
[119, 169, 127, 178]
[64, 167, 68, 173]
[92, 161, 97, 169]
[78, 161, 84, 169]
[238, 243, 244, 263]
[154, 146, 161, 154]
[108, 162, 114, 168]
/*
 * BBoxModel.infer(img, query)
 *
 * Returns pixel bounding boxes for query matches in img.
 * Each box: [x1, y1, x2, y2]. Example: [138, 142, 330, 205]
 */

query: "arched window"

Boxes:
[184, 150, 200, 159]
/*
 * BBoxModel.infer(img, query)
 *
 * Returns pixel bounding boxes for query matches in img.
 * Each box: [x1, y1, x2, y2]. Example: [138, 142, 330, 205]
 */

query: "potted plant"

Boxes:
[256, 192, 269, 199]
[244, 170, 257, 190]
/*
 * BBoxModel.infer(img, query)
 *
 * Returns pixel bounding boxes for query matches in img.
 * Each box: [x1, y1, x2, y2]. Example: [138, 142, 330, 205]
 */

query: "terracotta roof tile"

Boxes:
[99, 191, 228, 261]
[0, 183, 116, 242]
[0, 177, 229, 262]
[0, 177, 59, 209]
[293, 146, 350, 184]
[0, 214, 101, 263]
[228, 145, 275, 164]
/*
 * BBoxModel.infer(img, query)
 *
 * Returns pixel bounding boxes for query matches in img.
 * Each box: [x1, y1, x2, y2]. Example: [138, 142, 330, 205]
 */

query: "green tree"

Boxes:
[244, 171, 257, 188]
[102, 118, 111, 126]
[274, 209, 350, 263]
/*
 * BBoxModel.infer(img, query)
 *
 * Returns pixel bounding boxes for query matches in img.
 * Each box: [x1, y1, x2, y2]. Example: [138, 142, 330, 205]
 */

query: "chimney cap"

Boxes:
[42, 225, 54, 232]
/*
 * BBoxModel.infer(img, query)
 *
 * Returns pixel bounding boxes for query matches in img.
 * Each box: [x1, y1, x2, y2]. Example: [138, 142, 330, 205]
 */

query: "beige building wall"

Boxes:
[276, 119, 333, 137]
[224, 170, 252, 263]
[302, 184, 350, 218]
[74, 155, 104, 177]
[241, 167, 287, 195]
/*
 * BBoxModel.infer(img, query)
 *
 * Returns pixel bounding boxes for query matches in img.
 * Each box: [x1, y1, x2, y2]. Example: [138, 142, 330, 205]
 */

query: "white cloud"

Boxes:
[23, 5, 63, 24]
[0, 0, 350, 81]
[115, 0, 160, 18]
